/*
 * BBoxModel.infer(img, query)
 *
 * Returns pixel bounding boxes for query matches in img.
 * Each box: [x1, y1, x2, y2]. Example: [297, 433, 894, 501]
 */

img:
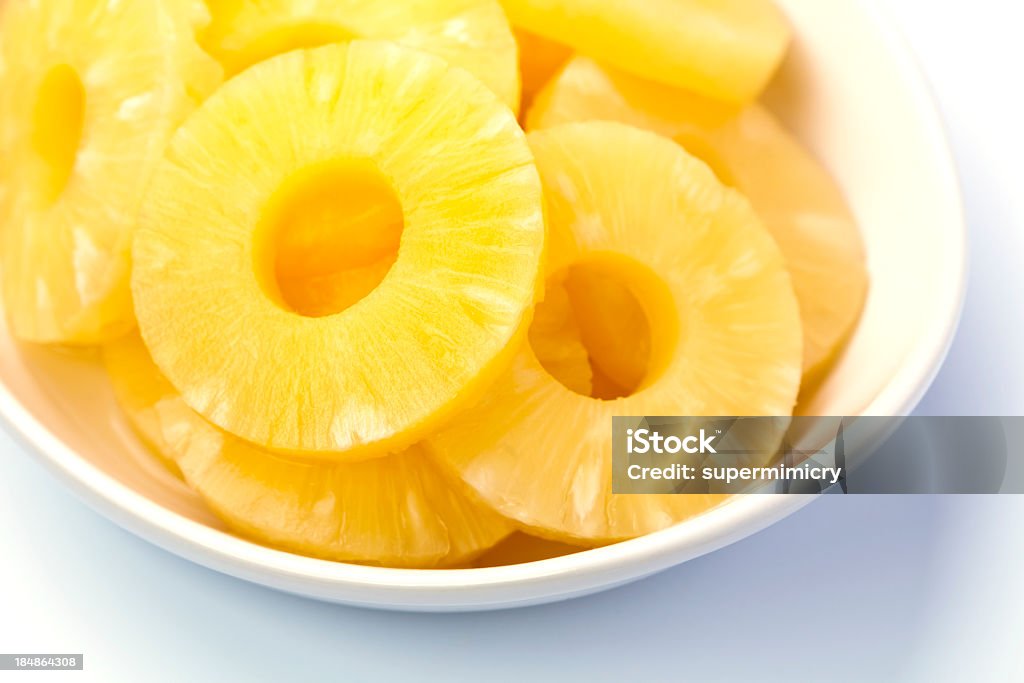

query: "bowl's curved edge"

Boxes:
[0, 0, 969, 612]
[857, 0, 969, 419]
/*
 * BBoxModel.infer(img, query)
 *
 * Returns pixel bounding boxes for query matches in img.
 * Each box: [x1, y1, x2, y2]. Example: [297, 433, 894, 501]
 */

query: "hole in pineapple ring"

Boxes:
[529, 254, 678, 400]
[31, 64, 86, 205]
[255, 159, 405, 318]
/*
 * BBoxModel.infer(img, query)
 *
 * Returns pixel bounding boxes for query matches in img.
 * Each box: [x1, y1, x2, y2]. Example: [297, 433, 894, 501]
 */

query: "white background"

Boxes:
[3, 0, 1024, 680]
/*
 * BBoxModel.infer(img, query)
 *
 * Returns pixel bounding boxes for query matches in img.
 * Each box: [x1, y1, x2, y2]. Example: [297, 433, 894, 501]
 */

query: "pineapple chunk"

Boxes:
[427, 122, 803, 543]
[104, 333, 513, 567]
[202, 0, 520, 112]
[132, 42, 545, 458]
[0, 0, 221, 344]
[528, 58, 869, 381]
[514, 29, 571, 112]
[500, 0, 790, 103]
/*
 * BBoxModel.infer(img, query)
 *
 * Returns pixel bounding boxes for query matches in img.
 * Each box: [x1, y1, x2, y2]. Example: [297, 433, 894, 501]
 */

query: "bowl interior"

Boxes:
[0, 0, 965, 603]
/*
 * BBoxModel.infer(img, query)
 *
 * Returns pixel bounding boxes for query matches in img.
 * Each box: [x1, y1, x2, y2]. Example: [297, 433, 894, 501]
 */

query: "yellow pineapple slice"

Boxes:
[528, 58, 869, 381]
[427, 122, 803, 543]
[202, 0, 520, 112]
[500, 0, 790, 103]
[104, 333, 513, 567]
[132, 42, 545, 458]
[514, 29, 571, 112]
[0, 0, 220, 344]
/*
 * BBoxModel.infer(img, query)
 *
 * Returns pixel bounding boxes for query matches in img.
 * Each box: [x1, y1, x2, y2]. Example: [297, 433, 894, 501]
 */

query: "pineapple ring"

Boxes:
[0, 0, 221, 344]
[527, 57, 869, 381]
[104, 334, 513, 567]
[132, 42, 545, 458]
[201, 0, 521, 112]
[500, 0, 791, 103]
[427, 122, 803, 543]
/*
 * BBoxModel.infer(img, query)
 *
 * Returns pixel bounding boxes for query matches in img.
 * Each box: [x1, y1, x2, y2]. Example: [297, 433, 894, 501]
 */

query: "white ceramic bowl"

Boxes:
[0, 0, 966, 611]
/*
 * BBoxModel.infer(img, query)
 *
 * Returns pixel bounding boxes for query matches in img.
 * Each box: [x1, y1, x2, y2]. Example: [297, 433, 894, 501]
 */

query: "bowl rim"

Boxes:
[0, 0, 968, 610]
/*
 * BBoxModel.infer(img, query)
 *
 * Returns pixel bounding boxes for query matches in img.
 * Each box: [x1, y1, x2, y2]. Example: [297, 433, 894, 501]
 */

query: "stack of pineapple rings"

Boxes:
[0, 0, 868, 566]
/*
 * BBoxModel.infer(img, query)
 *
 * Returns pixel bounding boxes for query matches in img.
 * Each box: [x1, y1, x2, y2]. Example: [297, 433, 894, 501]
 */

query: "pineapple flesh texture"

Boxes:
[500, 0, 790, 103]
[528, 57, 869, 382]
[202, 0, 521, 113]
[0, 0, 220, 344]
[428, 122, 803, 544]
[132, 42, 545, 458]
[104, 333, 513, 567]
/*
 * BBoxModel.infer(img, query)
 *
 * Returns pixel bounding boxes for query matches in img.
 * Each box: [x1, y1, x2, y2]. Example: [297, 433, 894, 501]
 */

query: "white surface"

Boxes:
[2, 0, 1023, 679]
